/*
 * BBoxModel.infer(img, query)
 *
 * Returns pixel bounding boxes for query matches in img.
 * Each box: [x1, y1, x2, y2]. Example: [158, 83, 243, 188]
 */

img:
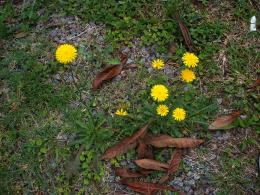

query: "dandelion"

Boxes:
[152, 59, 165, 69]
[181, 69, 196, 83]
[55, 44, 77, 64]
[156, 104, 169, 116]
[151, 85, 169, 102]
[115, 108, 128, 116]
[172, 108, 186, 121]
[182, 52, 199, 68]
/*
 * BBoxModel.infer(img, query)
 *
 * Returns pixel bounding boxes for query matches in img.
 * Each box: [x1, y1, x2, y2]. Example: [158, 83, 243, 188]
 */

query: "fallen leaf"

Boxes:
[120, 179, 181, 194]
[248, 78, 260, 89]
[168, 149, 182, 174]
[167, 42, 177, 56]
[209, 111, 241, 130]
[135, 159, 169, 171]
[14, 32, 26, 39]
[114, 168, 143, 178]
[92, 53, 127, 90]
[144, 134, 204, 148]
[159, 149, 182, 183]
[139, 169, 154, 176]
[137, 140, 153, 159]
[175, 14, 195, 52]
[101, 123, 150, 160]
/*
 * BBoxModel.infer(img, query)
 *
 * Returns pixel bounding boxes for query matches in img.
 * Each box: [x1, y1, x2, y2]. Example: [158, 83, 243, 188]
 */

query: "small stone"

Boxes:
[126, 58, 134, 64]
[122, 47, 130, 54]
[240, 115, 247, 119]
[222, 132, 231, 140]
[184, 186, 191, 192]
[187, 179, 195, 186]
[114, 75, 122, 81]
[208, 154, 217, 161]
[53, 73, 61, 80]
[216, 98, 222, 104]
[148, 67, 153, 73]
[50, 29, 58, 37]
[65, 75, 75, 83]
[187, 171, 193, 177]
[194, 174, 200, 180]
[56, 131, 68, 141]
[188, 189, 194, 195]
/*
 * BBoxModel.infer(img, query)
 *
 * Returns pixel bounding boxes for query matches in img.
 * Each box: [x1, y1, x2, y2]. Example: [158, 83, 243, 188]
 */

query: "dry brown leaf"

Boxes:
[168, 149, 182, 174]
[14, 32, 26, 39]
[92, 54, 127, 90]
[139, 169, 154, 176]
[101, 123, 150, 160]
[159, 149, 182, 183]
[137, 140, 153, 159]
[209, 111, 241, 130]
[114, 168, 143, 178]
[248, 78, 260, 89]
[144, 134, 204, 148]
[167, 42, 177, 56]
[175, 14, 195, 52]
[135, 159, 169, 171]
[120, 179, 181, 194]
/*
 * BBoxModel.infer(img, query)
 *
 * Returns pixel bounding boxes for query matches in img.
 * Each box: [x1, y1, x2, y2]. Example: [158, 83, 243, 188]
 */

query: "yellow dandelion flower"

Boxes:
[152, 59, 165, 69]
[172, 108, 186, 121]
[156, 104, 169, 116]
[151, 85, 169, 102]
[181, 69, 196, 83]
[182, 52, 199, 68]
[115, 108, 128, 116]
[55, 44, 77, 64]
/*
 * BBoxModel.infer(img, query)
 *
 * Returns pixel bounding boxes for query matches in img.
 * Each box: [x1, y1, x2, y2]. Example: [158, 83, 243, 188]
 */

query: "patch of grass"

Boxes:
[0, 0, 259, 193]
[213, 147, 257, 194]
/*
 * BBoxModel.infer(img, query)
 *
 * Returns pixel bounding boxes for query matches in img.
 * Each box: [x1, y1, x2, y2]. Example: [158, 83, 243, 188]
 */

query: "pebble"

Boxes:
[53, 73, 61, 80]
[148, 67, 153, 73]
[184, 179, 195, 186]
[208, 154, 217, 161]
[126, 58, 134, 64]
[193, 174, 200, 180]
[114, 75, 122, 81]
[217, 98, 222, 104]
[120, 160, 127, 166]
[184, 186, 191, 192]
[122, 47, 130, 54]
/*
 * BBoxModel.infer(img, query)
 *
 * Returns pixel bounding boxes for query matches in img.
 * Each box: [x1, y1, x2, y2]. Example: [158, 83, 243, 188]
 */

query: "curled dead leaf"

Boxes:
[120, 179, 181, 194]
[114, 168, 143, 178]
[167, 42, 177, 56]
[92, 53, 127, 90]
[137, 140, 153, 159]
[144, 134, 204, 148]
[209, 111, 241, 130]
[101, 123, 150, 160]
[248, 78, 260, 90]
[175, 14, 195, 52]
[135, 159, 169, 171]
[159, 149, 182, 183]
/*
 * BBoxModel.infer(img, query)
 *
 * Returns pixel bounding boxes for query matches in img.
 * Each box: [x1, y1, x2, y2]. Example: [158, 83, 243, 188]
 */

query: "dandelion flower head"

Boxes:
[152, 59, 165, 69]
[181, 69, 196, 83]
[55, 44, 77, 64]
[156, 104, 169, 116]
[182, 52, 199, 68]
[115, 108, 128, 116]
[172, 107, 186, 121]
[151, 85, 169, 102]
